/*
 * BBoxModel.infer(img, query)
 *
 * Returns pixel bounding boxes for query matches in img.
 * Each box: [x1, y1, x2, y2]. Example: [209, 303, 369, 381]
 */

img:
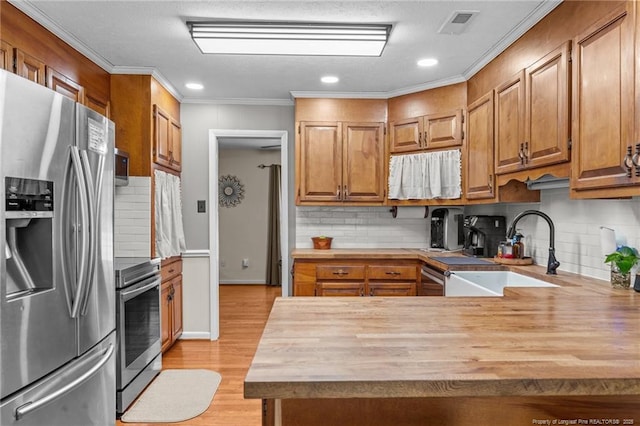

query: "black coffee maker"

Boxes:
[463, 215, 506, 258]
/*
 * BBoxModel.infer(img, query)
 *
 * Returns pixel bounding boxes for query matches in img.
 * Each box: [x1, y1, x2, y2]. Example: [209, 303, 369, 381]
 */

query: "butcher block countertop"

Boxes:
[245, 251, 640, 400]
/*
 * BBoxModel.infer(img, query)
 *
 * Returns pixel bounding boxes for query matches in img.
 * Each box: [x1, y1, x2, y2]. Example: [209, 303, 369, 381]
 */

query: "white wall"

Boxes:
[218, 148, 281, 283]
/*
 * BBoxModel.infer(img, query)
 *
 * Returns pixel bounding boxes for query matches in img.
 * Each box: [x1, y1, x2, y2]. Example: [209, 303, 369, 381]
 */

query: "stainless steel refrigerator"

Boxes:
[0, 69, 116, 425]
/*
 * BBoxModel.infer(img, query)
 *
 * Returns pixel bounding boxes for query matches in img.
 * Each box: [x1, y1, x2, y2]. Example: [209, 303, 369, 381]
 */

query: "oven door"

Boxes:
[115, 274, 161, 390]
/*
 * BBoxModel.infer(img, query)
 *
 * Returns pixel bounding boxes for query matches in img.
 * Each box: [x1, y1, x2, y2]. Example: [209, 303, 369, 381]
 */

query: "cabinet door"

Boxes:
[170, 120, 182, 172]
[572, 4, 635, 191]
[171, 276, 183, 340]
[465, 91, 496, 200]
[425, 109, 463, 150]
[298, 122, 343, 202]
[46, 66, 85, 103]
[495, 71, 526, 175]
[153, 105, 172, 169]
[85, 93, 110, 118]
[15, 48, 45, 85]
[390, 117, 422, 153]
[160, 280, 173, 352]
[368, 282, 416, 297]
[316, 282, 365, 296]
[1, 40, 14, 71]
[342, 122, 385, 202]
[525, 41, 571, 169]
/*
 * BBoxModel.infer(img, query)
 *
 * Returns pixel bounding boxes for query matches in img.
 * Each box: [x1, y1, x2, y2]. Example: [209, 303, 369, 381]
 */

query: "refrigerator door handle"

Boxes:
[14, 343, 115, 421]
[78, 150, 98, 316]
[70, 146, 91, 319]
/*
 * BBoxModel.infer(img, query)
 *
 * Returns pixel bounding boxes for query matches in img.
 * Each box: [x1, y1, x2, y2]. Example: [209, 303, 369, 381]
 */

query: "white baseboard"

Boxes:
[219, 280, 266, 285]
[179, 331, 211, 340]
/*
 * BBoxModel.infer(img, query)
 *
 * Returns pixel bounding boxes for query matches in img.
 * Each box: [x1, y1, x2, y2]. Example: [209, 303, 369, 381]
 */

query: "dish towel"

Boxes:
[154, 170, 186, 258]
[388, 149, 461, 200]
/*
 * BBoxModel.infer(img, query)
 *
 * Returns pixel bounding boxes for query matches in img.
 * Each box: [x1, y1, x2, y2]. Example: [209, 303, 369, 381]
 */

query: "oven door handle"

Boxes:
[120, 276, 161, 302]
[421, 268, 445, 286]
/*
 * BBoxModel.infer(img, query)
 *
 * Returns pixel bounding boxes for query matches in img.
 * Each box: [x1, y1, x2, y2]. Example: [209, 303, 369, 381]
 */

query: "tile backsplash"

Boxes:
[296, 190, 640, 282]
[296, 206, 431, 249]
[114, 176, 151, 257]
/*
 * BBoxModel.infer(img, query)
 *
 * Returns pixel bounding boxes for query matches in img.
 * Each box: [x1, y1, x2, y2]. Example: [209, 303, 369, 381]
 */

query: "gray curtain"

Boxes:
[266, 165, 281, 286]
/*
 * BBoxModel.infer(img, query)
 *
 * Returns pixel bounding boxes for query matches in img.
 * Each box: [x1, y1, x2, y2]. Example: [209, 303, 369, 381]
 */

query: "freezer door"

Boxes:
[0, 332, 116, 426]
[0, 70, 77, 398]
[75, 103, 115, 356]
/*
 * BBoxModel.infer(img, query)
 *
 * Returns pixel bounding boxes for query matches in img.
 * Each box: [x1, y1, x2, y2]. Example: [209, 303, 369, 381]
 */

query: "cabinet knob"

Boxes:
[488, 174, 493, 192]
[336, 185, 341, 199]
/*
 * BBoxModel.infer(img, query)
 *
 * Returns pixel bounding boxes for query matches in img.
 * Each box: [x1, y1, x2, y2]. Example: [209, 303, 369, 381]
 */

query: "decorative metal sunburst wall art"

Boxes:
[219, 175, 245, 208]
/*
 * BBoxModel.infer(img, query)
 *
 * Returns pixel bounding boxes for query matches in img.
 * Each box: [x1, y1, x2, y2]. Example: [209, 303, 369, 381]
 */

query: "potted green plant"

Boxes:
[604, 245, 639, 289]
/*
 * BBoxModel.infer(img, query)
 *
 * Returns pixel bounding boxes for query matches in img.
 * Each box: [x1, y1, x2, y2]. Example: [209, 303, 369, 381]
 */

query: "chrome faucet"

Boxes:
[506, 210, 560, 275]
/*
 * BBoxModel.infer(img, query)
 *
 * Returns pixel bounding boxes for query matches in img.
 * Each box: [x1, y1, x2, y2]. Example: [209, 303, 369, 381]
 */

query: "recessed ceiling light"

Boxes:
[185, 82, 204, 90]
[417, 58, 438, 67]
[321, 76, 339, 84]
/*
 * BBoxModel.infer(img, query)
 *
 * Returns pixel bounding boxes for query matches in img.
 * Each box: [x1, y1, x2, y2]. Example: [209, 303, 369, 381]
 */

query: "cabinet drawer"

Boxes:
[368, 282, 417, 297]
[367, 265, 417, 280]
[316, 282, 365, 296]
[316, 265, 365, 280]
[161, 259, 182, 281]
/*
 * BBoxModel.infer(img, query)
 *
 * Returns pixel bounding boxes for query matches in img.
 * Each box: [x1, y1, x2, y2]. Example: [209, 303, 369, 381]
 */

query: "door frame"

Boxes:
[208, 129, 289, 340]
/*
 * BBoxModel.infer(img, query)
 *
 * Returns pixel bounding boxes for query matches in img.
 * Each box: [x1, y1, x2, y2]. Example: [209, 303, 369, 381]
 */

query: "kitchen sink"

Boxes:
[445, 271, 558, 297]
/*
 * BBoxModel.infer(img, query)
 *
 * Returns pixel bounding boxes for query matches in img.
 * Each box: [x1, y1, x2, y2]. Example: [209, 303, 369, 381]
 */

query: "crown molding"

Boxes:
[181, 97, 294, 106]
[289, 91, 388, 100]
[462, 0, 562, 80]
[8, 0, 114, 73]
[111, 66, 183, 102]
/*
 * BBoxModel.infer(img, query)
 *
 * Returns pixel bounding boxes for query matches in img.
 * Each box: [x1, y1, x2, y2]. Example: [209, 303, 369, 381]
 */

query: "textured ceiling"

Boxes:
[13, 0, 560, 104]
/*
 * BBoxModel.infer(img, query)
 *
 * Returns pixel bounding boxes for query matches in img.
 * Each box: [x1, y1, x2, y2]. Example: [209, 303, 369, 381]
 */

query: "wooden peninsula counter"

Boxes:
[245, 255, 640, 426]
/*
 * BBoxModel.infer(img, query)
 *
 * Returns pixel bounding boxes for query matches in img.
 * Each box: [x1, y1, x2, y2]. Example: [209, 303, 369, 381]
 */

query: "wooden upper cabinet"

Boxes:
[153, 104, 182, 172]
[424, 109, 463, 150]
[465, 91, 496, 200]
[495, 70, 526, 175]
[15, 48, 45, 85]
[525, 41, 571, 170]
[390, 110, 463, 153]
[1, 40, 14, 71]
[495, 41, 571, 176]
[342, 122, 385, 202]
[298, 121, 384, 204]
[46, 66, 85, 103]
[85, 93, 111, 119]
[298, 122, 343, 202]
[571, 4, 636, 192]
[390, 117, 422, 153]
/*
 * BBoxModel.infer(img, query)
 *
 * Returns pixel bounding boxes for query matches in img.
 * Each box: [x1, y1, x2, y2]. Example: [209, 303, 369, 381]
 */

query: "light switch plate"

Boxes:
[197, 200, 206, 213]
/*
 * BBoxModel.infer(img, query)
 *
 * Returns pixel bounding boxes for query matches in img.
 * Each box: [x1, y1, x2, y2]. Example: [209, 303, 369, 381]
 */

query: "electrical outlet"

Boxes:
[220, 260, 226, 268]
[242, 258, 249, 268]
[197, 200, 206, 213]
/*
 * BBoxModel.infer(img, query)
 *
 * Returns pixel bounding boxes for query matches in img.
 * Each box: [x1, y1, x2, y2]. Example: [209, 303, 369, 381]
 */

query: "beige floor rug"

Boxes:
[121, 369, 221, 423]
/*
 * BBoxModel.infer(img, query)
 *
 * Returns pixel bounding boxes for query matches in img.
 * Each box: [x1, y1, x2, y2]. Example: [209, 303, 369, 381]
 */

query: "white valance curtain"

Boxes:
[388, 149, 461, 200]
[154, 170, 186, 259]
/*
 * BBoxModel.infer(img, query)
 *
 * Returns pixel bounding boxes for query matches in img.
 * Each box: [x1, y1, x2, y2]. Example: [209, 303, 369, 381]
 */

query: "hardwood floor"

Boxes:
[117, 284, 281, 426]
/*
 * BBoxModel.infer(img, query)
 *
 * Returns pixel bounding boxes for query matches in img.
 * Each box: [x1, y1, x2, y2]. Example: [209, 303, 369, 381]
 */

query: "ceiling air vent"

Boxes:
[438, 10, 479, 35]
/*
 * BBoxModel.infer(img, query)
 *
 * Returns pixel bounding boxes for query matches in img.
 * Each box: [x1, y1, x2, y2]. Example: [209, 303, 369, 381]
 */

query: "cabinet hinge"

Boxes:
[297, 124, 300, 134]
[568, 49, 572, 63]
[568, 138, 572, 150]
[461, 130, 465, 140]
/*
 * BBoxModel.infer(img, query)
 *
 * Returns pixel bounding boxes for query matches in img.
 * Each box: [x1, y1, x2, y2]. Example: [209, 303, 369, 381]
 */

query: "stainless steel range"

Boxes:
[115, 257, 162, 415]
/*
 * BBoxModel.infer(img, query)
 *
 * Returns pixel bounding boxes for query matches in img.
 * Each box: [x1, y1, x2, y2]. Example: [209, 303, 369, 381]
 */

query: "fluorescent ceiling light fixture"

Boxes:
[417, 58, 438, 67]
[187, 21, 391, 56]
[185, 82, 204, 90]
[321, 76, 339, 83]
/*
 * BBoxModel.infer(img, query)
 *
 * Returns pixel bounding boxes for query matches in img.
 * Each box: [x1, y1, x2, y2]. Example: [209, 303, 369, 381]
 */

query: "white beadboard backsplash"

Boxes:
[296, 190, 640, 281]
[114, 177, 151, 257]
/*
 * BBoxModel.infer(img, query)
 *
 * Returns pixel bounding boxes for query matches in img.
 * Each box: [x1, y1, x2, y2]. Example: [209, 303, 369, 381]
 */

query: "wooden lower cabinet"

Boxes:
[160, 258, 183, 352]
[294, 260, 421, 297]
[268, 395, 640, 426]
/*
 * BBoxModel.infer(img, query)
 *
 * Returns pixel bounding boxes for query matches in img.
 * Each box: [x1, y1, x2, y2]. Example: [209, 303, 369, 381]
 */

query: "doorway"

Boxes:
[208, 129, 289, 340]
